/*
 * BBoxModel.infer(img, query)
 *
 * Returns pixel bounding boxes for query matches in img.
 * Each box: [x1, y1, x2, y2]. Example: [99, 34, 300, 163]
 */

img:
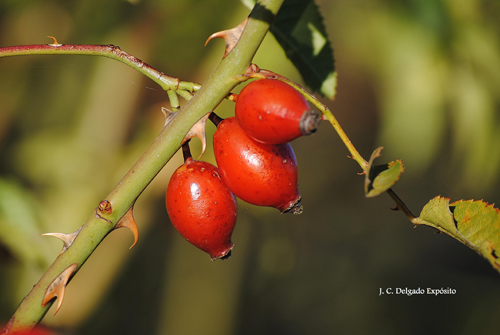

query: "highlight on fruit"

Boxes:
[235, 78, 321, 144]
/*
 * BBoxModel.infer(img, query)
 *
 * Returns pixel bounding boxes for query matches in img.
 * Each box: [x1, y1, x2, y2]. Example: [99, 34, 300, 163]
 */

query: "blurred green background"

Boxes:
[1, 0, 500, 334]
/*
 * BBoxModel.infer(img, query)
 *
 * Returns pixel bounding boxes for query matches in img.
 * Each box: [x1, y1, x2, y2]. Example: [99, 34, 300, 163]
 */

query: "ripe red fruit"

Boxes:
[235, 79, 320, 144]
[213, 117, 302, 214]
[166, 157, 237, 260]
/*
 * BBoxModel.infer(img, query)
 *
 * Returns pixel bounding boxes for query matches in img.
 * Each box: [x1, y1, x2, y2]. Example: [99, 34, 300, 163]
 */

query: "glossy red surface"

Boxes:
[235, 79, 311, 144]
[166, 158, 237, 260]
[213, 117, 302, 213]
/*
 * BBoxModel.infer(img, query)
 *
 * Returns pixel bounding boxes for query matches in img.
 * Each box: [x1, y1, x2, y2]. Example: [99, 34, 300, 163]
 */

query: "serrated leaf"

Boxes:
[242, 0, 336, 99]
[416, 196, 500, 273]
[451, 200, 500, 270]
[418, 196, 460, 238]
[364, 147, 404, 197]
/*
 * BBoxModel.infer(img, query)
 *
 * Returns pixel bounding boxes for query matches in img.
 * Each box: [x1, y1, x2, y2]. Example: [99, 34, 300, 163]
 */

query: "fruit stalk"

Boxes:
[166, 143, 237, 260]
[279, 81, 369, 172]
[241, 66, 369, 172]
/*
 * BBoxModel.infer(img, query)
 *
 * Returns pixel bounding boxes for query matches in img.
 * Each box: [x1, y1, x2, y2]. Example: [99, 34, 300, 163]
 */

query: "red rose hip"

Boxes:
[166, 157, 237, 260]
[235, 79, 320, 144]
[213, 117, 302, 214]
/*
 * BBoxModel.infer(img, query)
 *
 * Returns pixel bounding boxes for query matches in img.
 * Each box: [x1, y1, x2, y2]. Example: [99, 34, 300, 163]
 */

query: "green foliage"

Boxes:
[242, 0, 336, 99]
[364, 147, 404, 197]
[417, 197, 500, 273]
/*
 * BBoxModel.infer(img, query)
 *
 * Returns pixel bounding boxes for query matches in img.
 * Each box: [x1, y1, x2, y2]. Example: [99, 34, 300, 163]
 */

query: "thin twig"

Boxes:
[0, 43, 200, 94]
[386, 188, 418, 224]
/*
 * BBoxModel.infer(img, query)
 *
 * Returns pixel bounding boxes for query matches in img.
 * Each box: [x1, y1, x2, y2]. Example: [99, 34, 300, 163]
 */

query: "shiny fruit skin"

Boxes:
[213, 117, 302, 214]
[166, 158, 237, 260]
[235, 79, 319, 144]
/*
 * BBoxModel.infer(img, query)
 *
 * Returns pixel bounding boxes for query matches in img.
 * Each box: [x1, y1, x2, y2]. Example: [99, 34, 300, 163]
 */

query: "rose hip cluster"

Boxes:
[166, 79, 321, 260]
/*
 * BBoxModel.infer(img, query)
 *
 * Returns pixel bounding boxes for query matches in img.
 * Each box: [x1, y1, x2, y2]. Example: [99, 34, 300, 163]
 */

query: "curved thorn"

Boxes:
[42, 227, 82, 256]
[182, 112, 210, 159]
[47, 36, 62, 47]
[42, 263, 78, 316]
[114, 206, 139, 249]
[205, 18, 248, 58]
[161, 107, 209, 158]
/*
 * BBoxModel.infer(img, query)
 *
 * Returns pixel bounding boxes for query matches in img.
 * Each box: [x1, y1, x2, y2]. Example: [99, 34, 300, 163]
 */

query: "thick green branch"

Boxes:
[2, 0, 284, 333]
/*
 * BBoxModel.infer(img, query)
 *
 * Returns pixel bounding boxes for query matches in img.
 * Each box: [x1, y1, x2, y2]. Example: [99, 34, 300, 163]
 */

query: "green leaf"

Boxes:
[418, 197, 460, 238]
[241, 0, 337, 99]
[416, 196, 500, 273]
[364, 147, 405, 197]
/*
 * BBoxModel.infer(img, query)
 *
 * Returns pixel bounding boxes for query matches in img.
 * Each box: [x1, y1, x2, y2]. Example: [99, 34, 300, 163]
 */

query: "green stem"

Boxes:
[1, 0, 284, 333]
[0, 43, 200, 95]
[167, 90, 181, 111]
[386, 188, 418, 223]
[322, 110, 369, 172]
[295, 90, 369, 172]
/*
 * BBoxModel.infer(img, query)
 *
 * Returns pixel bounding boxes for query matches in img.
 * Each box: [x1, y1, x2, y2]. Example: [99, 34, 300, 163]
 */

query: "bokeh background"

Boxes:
[1, 0, 500, 334]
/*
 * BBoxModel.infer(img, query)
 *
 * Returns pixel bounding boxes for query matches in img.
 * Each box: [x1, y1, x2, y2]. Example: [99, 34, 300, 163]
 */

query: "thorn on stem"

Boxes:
[162, 107, 209, 158]
[245, 63, 261, 75]
[205, 18, 248, 58]
[161, 107, 177, 127]
[42, 228, 82, 256]
[42, 263, 78, 316]
[182, 113, 210, 159]
[47, 36, 62, 47]
[114, 206, 139, 249]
